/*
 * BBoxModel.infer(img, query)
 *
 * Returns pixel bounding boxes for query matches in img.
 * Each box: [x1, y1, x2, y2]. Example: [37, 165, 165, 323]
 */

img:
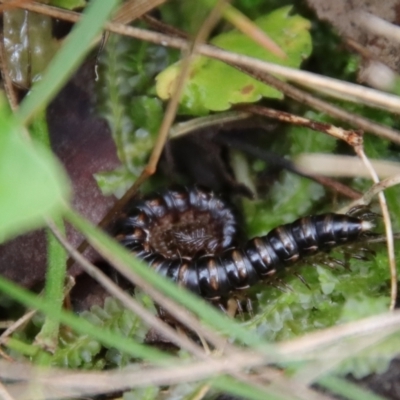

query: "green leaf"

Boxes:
[156, 6, 312, 115]
[244, 171, 325, 237]
[98, 33, 169, 180]
[0, 97, 70, 243]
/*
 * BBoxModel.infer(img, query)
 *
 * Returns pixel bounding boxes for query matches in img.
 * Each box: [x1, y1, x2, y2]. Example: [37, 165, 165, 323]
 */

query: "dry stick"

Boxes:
[232, 65, 397, 144]
[357, 11, 400, 43]
[216, 134, 362, 200]
[112, 0, 167, 25]
[4, 316, 400, 397]
[0, 276, 74, 350]
[168, 111, 252, 139]
[5, 0, 400, 138]
[355, 148, 397, 310]
[0, 310, 36, 345]
[0, 356, 329, 400]
[292, 332, 396, 385]
[292, 329, 396, 386]
[278, 310, 400, 358]
[233, 105, 363, 199]
[0, 347, 13, 363]
[135, 0, 233, 187]
[339, 174, 400, 213]
[240, 104, 362, 146]
[0, 381, 15, 400]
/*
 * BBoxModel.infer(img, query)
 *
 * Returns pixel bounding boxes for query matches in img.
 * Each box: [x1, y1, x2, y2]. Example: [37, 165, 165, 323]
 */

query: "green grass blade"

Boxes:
[318, 375, 388, 400]
[0, 275, 171, 363]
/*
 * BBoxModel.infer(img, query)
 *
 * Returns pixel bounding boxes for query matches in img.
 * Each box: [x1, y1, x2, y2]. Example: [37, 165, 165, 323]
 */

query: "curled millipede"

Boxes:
[114, 186, 373, 299]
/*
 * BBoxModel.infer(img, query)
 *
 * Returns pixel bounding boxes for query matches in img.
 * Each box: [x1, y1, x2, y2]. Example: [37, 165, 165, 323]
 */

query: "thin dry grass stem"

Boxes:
[215, 127, 362, 199]
[5, 0, 400, 118]
[0, 357, 335, 400]
[222, 4, 286, 58]
[339, 174, 400, 213]
[0, 310, 37, 345]
[168, 111, 252, 139]
[46, 218, 209, 358]
[4, 314, 400, 398]
[0, 277, 74, 346]
[295, 153, 400, 179]
[112, 0, 167, 25]
[141, 14, 186, 37]
[357, 11, 400, 43]
[239, 104, 362, 146]
[0, 381, 15, 400]
[278, 310, 400, 358]
[234, 67, 400, 144]
[0, 0, 29, 12]
[0, 346, 13, 362]
[355, 147, 397, 310]
[0, 33, 19, 111]
[140, 0, 230, 183]
[292, 329, 396, 385]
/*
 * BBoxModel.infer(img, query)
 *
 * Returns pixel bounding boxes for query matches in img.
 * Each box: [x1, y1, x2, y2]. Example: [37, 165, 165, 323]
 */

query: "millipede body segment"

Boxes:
[115, 186, 373, 299]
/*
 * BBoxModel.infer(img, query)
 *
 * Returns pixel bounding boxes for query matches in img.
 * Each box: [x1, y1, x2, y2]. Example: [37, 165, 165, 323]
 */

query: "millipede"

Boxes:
[114, 186, 374, 300]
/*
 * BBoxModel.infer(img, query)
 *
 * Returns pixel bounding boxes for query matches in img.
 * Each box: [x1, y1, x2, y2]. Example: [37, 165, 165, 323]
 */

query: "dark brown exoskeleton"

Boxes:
[114, 186, 374, 300]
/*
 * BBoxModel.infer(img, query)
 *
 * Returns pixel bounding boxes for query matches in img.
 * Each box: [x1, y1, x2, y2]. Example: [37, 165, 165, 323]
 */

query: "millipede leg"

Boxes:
[227, 298, 239, 318]
[246, 297, 254, 318]
[294, 272, 311, 290]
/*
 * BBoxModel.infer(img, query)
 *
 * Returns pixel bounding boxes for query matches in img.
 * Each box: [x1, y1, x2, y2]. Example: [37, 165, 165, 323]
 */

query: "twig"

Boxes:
[133, 0, 231, 188]
[169, 111, 252, 139]
[295, 153, 400, 179]
[0, 310, 37, 345]
[355, 148, 397, 310]
[278, 310, 400, 358]
[0, 381, 15, 400]
[239, 104, 362, 147]
[232, 67, 400, 144]
[112, 0, 167, 25]
[215, 135, 362, 199]
[357, 11, 400, 43]
[0, 355, 336, 400]
[339, 174, 400, 213]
